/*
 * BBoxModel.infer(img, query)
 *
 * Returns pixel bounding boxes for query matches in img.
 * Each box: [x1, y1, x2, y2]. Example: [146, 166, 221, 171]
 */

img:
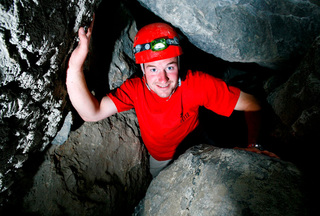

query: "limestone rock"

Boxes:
[22, 110, 151, 215]
[1, 2, 150, 213]
[267, 36, 320, 138]
[108, 21, 138, 90]
[137, 0, 320, 69]
[135, 145, 306, 216]
[51, 111, 73, 145]
[0, 0, 101, 203]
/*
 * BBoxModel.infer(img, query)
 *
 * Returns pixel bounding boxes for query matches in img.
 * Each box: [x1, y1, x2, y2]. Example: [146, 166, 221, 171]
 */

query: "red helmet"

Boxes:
[133, 23, 183, 64]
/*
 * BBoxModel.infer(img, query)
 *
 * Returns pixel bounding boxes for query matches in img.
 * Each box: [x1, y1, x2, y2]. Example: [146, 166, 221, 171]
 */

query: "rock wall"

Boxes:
[1, 1, 152, 214]
[0, 0, 101, 205]
[22, 110, 150, 216]
[135, 145, 306, 216]
[138, 0, 320, 69]
[17, 16, 151, 215]
[267, 36, 320, 139]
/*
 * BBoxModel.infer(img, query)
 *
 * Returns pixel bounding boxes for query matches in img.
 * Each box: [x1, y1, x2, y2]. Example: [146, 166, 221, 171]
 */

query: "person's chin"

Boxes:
[155, 89, 173, 98]
[153, 81, 179, 97]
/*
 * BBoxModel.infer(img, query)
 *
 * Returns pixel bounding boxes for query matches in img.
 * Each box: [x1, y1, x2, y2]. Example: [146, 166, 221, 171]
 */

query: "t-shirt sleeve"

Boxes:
[196, 72, 240, 117]
[107, 79, 136, 113]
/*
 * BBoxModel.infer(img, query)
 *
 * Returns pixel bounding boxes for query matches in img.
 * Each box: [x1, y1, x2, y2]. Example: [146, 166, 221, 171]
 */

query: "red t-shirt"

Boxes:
[108, 70, 240, 161]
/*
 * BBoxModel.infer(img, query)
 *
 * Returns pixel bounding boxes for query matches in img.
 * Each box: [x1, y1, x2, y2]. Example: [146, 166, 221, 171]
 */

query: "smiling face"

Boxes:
[142, 57, 179, 98]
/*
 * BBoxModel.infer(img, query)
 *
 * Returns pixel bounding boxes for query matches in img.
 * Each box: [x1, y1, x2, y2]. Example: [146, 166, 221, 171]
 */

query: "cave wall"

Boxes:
[0, 0, 101, 205]
[138, 0, 320, 69]
[266, 36, 320, 139]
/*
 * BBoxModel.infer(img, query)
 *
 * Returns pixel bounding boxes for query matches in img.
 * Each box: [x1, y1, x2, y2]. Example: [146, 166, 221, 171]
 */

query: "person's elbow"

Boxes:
[247, 100, 261, 111]
[234, 91, 261, 111]
[81, 116, 99, 122]
[79, 112, 102, 122]
[80, 97, 118, 122]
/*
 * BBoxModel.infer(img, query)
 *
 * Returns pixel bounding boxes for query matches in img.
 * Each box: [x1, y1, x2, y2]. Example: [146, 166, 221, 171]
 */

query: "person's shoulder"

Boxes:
[122, 75, 143, 87]
[126, 74, 142, 82]
[184, 70, 216, 82]
[182, 70, 208, 92]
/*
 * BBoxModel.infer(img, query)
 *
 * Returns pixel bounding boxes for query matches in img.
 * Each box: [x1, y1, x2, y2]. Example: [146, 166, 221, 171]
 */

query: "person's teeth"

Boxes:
[159, 84, 169, 87]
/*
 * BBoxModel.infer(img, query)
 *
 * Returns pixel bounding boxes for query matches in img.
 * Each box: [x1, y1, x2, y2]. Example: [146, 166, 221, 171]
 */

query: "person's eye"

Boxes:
[167, 66, 176, 71]
[150, 68, 157, 73]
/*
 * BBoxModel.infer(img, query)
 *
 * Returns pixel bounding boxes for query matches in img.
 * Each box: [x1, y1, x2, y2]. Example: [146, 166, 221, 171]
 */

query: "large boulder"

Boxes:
[137, 0, 320, 69]
[135, 145, 306, 216]
[22, 110, 151, 216]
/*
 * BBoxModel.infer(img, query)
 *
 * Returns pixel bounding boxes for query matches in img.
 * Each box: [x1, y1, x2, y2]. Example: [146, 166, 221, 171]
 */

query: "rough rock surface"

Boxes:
[267, 36, 320, 138]
[138, 0, 320, 68]
[0, 2, 150, 214]
[135, 145, 306, 216]
[108, 21, 138, 90]
[0, 0, 100, 204]
[21, 110, 151, 216]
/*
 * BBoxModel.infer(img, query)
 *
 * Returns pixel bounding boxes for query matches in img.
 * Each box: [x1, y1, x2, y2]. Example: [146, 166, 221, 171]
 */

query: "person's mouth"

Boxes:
[156, 83, 170, 88]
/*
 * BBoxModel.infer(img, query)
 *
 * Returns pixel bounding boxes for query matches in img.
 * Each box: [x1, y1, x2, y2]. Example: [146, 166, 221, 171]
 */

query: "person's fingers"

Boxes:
[234, 147, 280, 159]
[86, 14, 95, 39]
[261, 150, 280, 159]
[77, 27, 90, 51]
[78, 27, 86, 38]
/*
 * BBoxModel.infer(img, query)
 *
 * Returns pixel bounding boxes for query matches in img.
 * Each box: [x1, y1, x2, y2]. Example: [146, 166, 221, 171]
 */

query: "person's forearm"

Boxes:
[244, 110, 261, 145]
[238, 109, 280, 158]
[234, 91, 262, 144]
[66, 68, 100, 121]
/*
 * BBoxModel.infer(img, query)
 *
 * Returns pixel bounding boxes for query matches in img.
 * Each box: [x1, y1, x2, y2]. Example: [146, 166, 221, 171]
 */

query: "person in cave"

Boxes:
[66, 19, 279, 178]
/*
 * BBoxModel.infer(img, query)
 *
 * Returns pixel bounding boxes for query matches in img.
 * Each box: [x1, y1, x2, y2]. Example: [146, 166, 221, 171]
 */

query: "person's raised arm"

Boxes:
[66, 16, 117, 122]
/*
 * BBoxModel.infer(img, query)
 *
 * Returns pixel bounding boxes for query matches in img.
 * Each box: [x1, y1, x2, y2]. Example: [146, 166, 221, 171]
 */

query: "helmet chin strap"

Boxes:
[141, 64, 151, 91]
[141, 56, 181, 92]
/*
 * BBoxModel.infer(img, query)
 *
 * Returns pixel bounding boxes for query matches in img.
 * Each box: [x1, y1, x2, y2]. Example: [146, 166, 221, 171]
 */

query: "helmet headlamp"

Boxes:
[134, 37, 180, 54]
[133, 23, 183, 64]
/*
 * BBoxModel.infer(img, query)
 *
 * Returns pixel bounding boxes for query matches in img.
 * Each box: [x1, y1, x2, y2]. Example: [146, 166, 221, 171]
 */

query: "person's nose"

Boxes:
[158, 69, 169, 83]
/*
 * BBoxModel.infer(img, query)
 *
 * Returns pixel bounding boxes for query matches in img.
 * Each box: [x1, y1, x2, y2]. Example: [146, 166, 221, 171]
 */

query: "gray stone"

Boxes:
[138, 0, 320, 69]
[7, 3, 150, 214]
[267, 36, 320, 137]
[0, 0, 101, 202]
[23, 110, 151, 216]
[51, 111, 73, 145]
[108, 21, 138, 90]
[135, 145, 306, 216]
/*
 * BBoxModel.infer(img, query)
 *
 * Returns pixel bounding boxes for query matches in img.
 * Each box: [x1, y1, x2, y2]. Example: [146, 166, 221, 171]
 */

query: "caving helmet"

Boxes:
[133, 23, 183, 64]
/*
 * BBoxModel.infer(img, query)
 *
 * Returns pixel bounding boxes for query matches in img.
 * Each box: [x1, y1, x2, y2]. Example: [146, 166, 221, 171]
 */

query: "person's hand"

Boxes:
[234, 146, 280, 159]
[67, 14, 95, 72]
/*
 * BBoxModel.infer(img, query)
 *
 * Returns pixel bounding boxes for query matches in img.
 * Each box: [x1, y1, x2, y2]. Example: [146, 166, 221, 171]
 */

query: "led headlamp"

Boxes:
[133, 37, 180, 54]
